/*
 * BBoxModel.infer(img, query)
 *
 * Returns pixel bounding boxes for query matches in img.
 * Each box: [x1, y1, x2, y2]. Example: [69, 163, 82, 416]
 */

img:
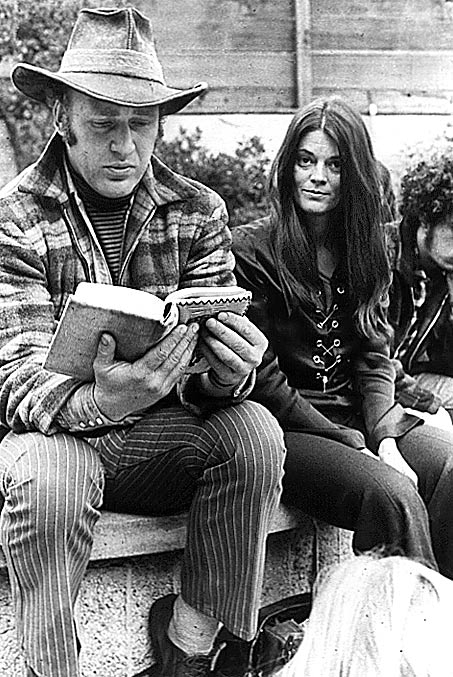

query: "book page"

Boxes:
[74, 282, 169, 322]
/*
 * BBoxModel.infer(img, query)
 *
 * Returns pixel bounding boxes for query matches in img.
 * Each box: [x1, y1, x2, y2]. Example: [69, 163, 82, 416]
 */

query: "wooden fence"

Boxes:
[134, 0, 453, 115]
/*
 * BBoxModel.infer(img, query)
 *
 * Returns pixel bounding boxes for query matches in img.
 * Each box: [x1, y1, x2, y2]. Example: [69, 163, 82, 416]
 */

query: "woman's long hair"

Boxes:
[283, 555, 453, 677]
[269, 97, 391, 340]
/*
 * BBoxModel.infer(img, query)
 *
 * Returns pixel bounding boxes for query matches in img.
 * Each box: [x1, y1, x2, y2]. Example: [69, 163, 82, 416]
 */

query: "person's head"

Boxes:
[269, 97, 390, 340]
[400, 153, 453, 278]
[51, 87, 160, 198]
[284, 555, 453, 677]
[10, 6, 207, 198]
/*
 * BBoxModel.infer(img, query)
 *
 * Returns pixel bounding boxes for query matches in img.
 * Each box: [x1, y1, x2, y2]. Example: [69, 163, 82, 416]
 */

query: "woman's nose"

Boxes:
[311, 161, 327, 182]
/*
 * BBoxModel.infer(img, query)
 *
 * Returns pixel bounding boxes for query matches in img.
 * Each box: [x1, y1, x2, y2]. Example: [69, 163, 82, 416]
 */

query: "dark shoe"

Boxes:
[148, 594, 215, 676]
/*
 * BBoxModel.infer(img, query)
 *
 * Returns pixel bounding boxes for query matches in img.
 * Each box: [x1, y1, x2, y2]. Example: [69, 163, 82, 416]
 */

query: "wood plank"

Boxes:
[184, 88, 296, 113]
[311, 0, 453, 51]
[160, 51, 297, 112]
[160, 52, 295, 87]
[312, 88, 453, 116]
[138, 0, 295, 53]
[312, 50, 453, 91]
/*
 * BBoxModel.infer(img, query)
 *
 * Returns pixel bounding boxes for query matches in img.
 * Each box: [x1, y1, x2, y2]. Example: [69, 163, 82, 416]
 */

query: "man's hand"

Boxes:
[93, 323, 199, 420]
[198, 311, 267, 392]
[378, 437, 418, 488]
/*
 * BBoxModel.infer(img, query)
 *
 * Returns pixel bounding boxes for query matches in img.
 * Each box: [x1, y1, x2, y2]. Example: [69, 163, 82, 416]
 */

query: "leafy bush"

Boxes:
[156, 127, 270, 227]
[399, 142, 453, 225]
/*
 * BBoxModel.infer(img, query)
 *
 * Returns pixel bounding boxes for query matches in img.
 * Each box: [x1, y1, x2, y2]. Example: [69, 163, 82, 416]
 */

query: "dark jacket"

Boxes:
[387, 219, 453, 377]
[233, 218, 421, 453]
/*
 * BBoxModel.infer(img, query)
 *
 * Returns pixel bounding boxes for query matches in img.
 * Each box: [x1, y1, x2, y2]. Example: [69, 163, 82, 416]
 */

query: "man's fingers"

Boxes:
[206, 312, 267, 351]
[141, 323, 199, 368]
[199, 332, 246, 373]
[94, 333, 117, 367]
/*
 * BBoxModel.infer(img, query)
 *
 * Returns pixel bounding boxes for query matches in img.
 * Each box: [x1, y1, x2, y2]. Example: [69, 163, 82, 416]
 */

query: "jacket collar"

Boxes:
[8, 132, 200, 205]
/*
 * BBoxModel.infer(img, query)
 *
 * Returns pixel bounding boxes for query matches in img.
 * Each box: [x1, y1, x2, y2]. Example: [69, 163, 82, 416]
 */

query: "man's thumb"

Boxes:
[95, 333, 116, 365]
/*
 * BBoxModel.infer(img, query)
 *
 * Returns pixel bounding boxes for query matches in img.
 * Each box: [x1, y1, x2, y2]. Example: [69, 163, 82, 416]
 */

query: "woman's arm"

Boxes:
[354, 335, 422, 452]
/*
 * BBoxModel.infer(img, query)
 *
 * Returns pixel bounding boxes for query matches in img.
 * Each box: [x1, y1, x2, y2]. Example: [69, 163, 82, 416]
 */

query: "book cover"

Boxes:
[44, 282, 252, 381]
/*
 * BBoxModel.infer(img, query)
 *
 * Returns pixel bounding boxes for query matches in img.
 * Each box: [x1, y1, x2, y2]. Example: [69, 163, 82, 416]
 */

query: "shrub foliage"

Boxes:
[156, 127, 270, 227]
[400, 145, 453, 225]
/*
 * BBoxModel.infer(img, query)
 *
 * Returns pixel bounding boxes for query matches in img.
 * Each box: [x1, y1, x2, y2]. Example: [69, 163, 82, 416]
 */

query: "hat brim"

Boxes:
[11, 63, 207, 116]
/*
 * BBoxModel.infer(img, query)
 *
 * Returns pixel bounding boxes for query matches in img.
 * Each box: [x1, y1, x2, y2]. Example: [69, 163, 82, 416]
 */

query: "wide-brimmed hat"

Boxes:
[11, 6, 207, 115]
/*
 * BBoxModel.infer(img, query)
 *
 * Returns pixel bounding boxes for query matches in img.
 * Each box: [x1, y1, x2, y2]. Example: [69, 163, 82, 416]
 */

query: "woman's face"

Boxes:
[293, 129, 341, 216]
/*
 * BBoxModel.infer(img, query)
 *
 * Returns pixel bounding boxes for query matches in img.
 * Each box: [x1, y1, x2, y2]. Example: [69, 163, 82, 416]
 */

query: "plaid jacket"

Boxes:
[0, 134, 235, 434]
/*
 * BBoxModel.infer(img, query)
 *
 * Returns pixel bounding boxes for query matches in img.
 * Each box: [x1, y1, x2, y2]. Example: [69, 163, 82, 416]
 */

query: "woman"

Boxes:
[232, 97, 453, 579]
[282, 554, 453, 677]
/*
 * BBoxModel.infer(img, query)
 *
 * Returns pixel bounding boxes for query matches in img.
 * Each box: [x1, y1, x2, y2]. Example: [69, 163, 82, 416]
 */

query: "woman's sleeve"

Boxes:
[354, 335, 422, 452]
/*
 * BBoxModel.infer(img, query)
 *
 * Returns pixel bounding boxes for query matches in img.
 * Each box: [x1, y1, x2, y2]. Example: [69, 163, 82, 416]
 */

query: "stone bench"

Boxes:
[0, 505, 353, 677]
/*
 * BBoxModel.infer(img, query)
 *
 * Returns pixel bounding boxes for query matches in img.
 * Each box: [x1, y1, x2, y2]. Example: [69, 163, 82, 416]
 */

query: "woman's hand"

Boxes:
[377, 437, 418, 488]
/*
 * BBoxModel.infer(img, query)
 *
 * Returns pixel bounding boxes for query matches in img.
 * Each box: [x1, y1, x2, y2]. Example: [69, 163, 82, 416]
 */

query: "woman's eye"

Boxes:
[297, 155, 313, 167]
[328, 159, 342, 173]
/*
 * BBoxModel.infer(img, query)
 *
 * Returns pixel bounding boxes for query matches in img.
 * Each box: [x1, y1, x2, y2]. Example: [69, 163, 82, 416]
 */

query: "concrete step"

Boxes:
[0, 507, 353, 676]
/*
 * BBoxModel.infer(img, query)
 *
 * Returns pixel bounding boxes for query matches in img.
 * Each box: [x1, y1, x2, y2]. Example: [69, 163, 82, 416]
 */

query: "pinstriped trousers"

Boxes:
[0, 401, 285, 677]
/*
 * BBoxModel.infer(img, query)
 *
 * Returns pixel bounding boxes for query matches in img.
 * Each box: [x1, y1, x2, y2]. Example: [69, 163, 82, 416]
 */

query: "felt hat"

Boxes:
[11, 6, 207, 115]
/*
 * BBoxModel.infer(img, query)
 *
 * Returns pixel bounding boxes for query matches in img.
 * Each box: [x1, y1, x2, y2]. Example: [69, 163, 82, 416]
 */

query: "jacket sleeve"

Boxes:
[0, 201, 80, 434]
[233, 233, 366, 449]
[393, 358, 441, 413]
[354, 334, 422, 452]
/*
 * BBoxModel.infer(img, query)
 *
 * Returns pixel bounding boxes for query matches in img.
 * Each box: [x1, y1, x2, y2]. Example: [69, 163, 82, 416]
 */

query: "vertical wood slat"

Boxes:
[295, 0, 312, 107]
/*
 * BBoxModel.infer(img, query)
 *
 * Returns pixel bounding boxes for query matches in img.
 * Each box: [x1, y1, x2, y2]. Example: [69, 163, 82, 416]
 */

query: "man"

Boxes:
[387, 152, 453, 423]
[0, 8, 286, 677]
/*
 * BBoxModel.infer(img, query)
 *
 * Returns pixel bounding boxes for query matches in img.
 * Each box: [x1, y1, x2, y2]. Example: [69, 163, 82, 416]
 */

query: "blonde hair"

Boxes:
[284, 555, 453, 677]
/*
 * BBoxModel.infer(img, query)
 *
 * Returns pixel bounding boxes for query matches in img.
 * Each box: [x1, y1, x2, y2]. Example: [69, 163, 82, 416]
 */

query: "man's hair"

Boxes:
[400, 152, 453, 232]
[286, 554, 453, 677]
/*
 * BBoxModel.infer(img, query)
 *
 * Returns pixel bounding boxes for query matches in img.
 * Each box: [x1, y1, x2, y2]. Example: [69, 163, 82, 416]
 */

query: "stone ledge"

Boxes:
[0, 503, 309, 569]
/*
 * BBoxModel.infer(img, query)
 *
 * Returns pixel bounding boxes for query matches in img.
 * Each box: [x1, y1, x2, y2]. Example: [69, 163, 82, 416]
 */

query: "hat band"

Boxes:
[60, 49, 165, 83]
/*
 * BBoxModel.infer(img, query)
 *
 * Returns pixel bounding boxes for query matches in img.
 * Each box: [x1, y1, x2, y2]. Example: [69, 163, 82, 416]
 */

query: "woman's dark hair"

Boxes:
[268, 96, 391, 340]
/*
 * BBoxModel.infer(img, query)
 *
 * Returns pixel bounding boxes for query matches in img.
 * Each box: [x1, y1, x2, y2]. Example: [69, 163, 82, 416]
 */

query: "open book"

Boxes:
[44, 282, 252, 381]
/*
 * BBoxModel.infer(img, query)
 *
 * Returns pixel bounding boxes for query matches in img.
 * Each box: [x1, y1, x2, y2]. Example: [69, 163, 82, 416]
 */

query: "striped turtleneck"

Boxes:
[69, 163, 135, 283]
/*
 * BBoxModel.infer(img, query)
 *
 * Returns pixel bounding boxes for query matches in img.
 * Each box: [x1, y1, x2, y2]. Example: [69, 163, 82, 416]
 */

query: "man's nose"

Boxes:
[110, 124, 134, 155]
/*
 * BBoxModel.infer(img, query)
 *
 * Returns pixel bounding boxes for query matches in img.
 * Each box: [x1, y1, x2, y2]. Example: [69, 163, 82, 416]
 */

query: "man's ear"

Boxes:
[53, 99, 64, 136]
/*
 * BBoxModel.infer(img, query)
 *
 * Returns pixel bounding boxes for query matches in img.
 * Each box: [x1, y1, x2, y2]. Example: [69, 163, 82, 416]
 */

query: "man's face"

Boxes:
[62, 91, 160, 198]
[417, 220, 453, 276]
